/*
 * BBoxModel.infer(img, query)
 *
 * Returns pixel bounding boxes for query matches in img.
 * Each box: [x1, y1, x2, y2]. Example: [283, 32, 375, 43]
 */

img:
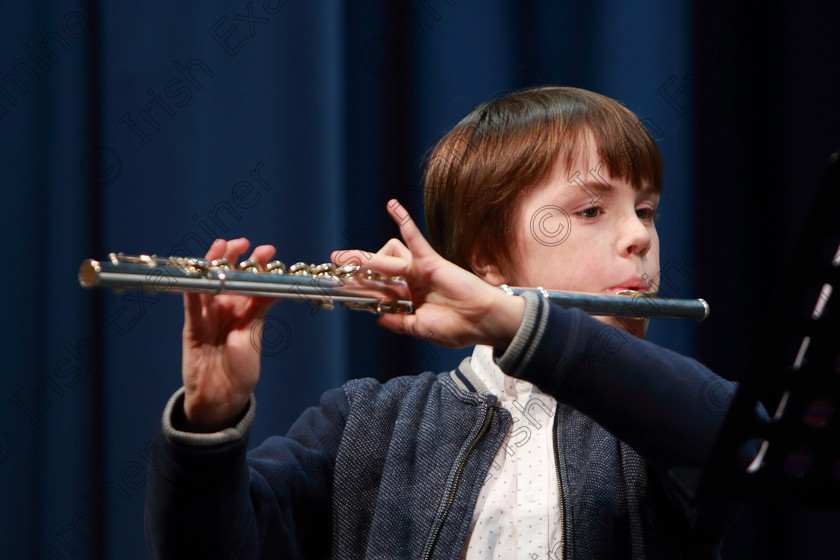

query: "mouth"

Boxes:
[607, 277, 652, 295]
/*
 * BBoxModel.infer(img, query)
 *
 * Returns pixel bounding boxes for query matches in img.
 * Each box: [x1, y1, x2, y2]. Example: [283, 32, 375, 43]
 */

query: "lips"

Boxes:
[607, 277, 651, 294]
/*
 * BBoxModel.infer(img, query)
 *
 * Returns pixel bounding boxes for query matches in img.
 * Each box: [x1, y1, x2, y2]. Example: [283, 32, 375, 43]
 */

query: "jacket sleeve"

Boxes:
[145, 385, 349, 560]
[495, 292, 745, 539]
[496, 291, 735, 469]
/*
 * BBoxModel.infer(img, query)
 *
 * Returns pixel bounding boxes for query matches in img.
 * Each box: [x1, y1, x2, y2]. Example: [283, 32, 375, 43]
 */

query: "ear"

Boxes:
[470, 256, 509, 286]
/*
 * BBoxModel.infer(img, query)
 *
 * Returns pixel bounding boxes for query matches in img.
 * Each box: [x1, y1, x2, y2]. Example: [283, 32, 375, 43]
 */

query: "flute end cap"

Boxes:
[78, 259, 101, 287]
[699, 298, 710, 321]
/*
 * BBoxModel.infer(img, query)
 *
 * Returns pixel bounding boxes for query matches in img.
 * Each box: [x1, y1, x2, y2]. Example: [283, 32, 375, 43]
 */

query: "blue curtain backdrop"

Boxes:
[1, 1, 836, 559]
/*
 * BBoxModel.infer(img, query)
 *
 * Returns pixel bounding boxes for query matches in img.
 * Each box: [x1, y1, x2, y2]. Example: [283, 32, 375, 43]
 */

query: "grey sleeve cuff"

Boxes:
[161, 387, 256, 447]
[495, 290, 548, 377]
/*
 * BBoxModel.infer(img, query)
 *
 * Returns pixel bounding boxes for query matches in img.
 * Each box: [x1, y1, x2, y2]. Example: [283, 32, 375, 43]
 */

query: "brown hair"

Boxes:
[423, 86, 663, 277]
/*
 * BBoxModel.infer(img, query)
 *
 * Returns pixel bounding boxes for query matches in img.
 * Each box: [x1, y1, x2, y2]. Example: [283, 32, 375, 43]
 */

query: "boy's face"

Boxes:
[507, 141, 661, 338]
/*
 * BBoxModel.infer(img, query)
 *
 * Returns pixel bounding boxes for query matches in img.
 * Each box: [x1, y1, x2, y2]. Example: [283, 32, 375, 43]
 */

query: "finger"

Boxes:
[238, 243, 276, 318]
[198, 239, 228, 310]
[386, 200, 438, 259]
[333, 250, 409, 277]
[332, 239, 409, 272]
[183, 292, 204, 332]
[243, 244, 278, 317]
[223, 238, 251, 268]
[376, 312, 412, 336]
[249, 295, 278, 319]
[331, 248, 373, 267]
[376, 238, 411, 258]
[248, 244, 276, 269]
[204, 238, 226, 261]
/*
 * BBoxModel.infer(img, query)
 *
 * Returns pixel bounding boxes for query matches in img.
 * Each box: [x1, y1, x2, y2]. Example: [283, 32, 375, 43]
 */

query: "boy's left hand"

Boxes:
[332, 200, 525, 349]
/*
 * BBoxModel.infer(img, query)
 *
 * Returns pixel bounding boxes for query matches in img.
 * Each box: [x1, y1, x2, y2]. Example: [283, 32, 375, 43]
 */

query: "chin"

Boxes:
[594, 315, 649, 339]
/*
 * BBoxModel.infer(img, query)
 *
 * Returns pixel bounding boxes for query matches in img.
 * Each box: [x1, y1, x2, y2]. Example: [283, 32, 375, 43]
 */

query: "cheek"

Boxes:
[649, 232, 661, 273]
[514, 246, 607, 291]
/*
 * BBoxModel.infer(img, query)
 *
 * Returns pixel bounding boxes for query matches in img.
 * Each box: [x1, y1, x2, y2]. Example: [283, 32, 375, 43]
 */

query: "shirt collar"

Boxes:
[469, 344, 528, 403]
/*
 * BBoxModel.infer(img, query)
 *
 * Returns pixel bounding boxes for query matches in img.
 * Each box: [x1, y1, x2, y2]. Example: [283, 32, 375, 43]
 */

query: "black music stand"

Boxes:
[671, 151, 840, 508]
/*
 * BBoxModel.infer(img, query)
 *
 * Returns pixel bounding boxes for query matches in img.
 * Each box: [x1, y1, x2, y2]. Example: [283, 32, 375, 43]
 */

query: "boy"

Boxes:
[147, 87, 735, 559]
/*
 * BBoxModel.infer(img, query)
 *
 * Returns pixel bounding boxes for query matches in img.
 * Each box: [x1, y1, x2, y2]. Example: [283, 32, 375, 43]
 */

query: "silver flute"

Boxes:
[78, 253, 710, 321]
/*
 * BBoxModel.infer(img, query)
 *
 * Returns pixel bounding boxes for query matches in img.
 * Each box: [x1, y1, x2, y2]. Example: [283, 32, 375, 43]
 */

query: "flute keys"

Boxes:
[266, 260, 286, 274]
[334, 264, 359, 279]
[238, 259, 261, 273]
[210, 257, 231, 271]
[310, 263, 337, 278]
[358, 269, 384, 281]
[314, 299, 335, 310]
[288, 262, 310, 275]
[186, 258, 210, 275]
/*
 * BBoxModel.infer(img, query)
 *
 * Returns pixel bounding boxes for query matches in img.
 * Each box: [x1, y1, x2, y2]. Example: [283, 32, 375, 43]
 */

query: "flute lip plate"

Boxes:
[78, 259, 101, 287]
[614, 289, 657, 297]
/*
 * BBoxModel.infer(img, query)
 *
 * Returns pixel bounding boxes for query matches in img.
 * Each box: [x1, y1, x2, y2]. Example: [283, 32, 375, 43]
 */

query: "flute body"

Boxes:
[78, 254, 710, 321]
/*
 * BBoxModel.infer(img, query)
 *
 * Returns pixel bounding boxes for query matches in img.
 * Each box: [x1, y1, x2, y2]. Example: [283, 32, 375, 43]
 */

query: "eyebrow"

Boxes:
[582, 180, 612, 192]
[569, 179, 614, 199]
[567, 172, 612, 194]
[587, 181, 658, 194]
[568, 178, 658, 201]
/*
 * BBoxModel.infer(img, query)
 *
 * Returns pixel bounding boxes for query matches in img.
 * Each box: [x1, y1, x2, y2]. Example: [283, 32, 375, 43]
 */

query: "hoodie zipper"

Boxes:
[421, 404, 496, 560]
[552, 408, 567, 560]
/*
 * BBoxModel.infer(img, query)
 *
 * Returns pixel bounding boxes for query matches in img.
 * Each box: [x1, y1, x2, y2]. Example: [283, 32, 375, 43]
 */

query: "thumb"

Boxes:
[376, 313, 412, 336]
[249, 296, 278, 323]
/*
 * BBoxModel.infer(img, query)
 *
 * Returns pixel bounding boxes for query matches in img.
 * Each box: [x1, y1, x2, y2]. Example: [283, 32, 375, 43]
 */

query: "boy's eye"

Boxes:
[579, 206, 603, 218]
[636, 207, 658, 221]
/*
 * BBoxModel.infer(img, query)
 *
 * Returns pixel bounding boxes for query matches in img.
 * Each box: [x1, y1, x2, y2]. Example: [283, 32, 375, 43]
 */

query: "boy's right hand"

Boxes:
[333, 200, 526, 350]
[181, 238, 278, 432]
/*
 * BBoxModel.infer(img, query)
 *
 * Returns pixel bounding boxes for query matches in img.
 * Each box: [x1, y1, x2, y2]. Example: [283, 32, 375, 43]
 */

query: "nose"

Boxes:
[619, 214, 652, 257]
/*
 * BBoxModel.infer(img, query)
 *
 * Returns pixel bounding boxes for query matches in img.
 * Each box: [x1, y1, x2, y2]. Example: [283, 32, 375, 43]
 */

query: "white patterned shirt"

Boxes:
[461, 345, 563, 560]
